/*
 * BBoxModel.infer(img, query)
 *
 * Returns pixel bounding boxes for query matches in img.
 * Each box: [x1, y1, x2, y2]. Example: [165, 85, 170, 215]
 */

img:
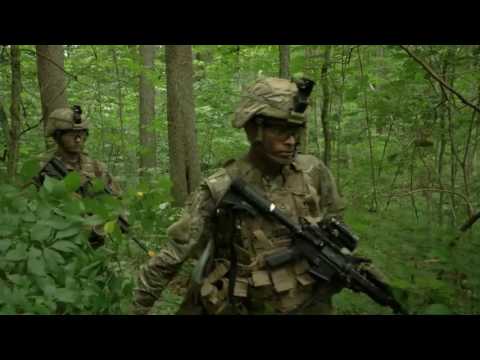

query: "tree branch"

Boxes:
[460, 211, 480, 232]
[19, 121, 41, 137]
[400, 45, 480, 114]
[383, 187, 473, 215]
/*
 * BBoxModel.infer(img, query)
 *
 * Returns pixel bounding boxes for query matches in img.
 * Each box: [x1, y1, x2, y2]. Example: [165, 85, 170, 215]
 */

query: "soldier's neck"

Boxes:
[56, 147, 81, 167]
[247, 147, 284, 178]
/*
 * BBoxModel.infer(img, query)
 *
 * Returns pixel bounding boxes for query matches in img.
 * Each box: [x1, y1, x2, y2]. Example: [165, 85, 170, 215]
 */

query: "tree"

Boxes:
[165, 45, 201, 206]
[36, 45, 68, 143]
[138, 45, 157, 178]
[4, 45, 22, 181]
[279, 45, 290, 79]
[320, 45, 332, 167]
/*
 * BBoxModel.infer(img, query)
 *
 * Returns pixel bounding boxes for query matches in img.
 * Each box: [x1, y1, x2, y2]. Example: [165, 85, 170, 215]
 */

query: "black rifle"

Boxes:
[35, 157, 150, 254]
[221, 177, 407, 315]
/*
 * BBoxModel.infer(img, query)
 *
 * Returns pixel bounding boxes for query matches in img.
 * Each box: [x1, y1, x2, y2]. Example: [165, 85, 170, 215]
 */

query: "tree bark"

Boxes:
[138, 45, 157, 178]
[111, 47, 126, 167]
[35, 45, 68, 143]
[7, 45, 22, 181]
[320, 45, 332, 167]
[165, 45, 201, 206]
[279, 45, 290, 79]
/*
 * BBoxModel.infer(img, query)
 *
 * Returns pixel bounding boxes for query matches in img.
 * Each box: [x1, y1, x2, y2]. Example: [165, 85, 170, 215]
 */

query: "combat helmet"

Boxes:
[45, 105, 89, 137]
[233, 76, 315, 129]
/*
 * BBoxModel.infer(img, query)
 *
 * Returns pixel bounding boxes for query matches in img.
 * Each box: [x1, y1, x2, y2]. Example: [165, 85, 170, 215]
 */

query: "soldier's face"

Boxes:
[261, 123, 301, 165]
[59, 130, 87, 154]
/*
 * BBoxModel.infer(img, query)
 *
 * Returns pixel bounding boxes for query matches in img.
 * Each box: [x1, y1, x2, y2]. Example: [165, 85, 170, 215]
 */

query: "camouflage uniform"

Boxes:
[134, 77, 345, 315]
[34, 107, 121, 247]
[35, 149, 121, 197]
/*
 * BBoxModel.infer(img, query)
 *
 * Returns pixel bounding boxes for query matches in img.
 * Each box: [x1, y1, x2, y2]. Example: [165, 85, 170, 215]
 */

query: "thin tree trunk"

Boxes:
[94, 79, 105, 157]
[165, 45, 201, 206]
[437, 104, 447, 226]
[336, 45, 348, 188]
[357, 47, 378, 212]
[377, 117, 394, 180]
[7, 45, 21, 181]
[409, 147, 419, 222]
[111, 47, 127, 170]
[279, 45, 290, 79]
[36, 45, 68, 148]
[446, 96, 458, 226]
[320, 45, 332, 167]
[138, 45, 157, 178]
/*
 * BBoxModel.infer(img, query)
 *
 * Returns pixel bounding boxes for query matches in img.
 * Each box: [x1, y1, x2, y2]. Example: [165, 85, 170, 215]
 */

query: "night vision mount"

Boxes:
[72, 105, 83, 124]
[293, 78, 315, 114]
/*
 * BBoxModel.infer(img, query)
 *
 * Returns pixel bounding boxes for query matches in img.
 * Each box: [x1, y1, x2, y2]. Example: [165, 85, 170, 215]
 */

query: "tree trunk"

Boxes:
[35, 45, 68, 145]
[165, 45, 201, 206]
[138, 45, 157, 178]
[279, 45, 290, 79]
[111, 47, 127, 169]
[357, 47, 378, 212]
[320, 45, 332, 167]
[7, 45, 21, 181]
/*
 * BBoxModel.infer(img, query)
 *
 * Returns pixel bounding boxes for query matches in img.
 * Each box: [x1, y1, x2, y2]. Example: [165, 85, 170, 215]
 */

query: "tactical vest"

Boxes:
[200, 155, 334, 314]
[37, 152, 114, 196]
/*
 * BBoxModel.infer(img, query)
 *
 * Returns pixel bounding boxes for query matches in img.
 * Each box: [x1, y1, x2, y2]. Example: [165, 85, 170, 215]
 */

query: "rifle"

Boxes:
[220, 177, 407, 315]
[35, 157, 151, 254]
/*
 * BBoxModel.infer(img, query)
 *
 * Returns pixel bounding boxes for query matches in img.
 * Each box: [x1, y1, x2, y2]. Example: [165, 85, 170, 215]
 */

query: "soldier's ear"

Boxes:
[245, 121, 259, 144]
[52, 130, 62, 144]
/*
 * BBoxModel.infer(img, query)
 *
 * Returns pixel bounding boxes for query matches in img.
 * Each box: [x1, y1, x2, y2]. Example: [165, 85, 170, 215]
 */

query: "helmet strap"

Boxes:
[254, 117, 264, 143]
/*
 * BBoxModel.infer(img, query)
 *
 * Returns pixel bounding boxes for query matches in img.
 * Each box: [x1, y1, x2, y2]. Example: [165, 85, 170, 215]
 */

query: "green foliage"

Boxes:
[0, 176, 133, 314]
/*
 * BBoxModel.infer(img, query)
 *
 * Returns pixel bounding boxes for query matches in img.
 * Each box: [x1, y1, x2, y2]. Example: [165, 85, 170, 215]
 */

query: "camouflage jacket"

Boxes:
[34, 150, 121, 196]
[134, 153, 345, 314]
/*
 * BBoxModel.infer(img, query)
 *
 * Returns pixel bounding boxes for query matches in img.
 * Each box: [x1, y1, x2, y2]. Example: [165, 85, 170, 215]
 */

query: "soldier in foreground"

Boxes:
[33, 105, 121, 248]
[133, 76, 360, 315]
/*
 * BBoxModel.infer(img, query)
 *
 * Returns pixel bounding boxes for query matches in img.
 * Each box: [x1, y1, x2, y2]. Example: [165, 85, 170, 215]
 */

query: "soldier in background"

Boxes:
[33, 105, 121, 248]
[133, 77, 346, 315]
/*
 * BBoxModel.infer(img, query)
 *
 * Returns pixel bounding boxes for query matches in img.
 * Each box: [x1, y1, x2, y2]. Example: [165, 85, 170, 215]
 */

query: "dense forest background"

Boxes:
[1, 45, 479, 315]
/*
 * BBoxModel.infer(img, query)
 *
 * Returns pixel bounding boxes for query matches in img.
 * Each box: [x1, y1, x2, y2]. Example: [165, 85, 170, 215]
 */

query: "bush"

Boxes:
[0, 173, 133, 314]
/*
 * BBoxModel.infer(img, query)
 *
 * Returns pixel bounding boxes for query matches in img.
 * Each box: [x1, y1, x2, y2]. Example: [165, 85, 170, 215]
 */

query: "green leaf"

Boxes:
[54, 288, 77, 303]
[91, 178, 106, 193]
[20, 158, 41, 179]
[21, 211, 37, 223]
[46, 216, 72, 230]
[56, 226, 81, 239]
[64, 171, 82, 192]
[37, 204, 52, 220]
[0, 214, 20, 236]
[0, 239, 13, 253]
[5, 244, 28, 262]
[51, 241, 78, 253]
[43, 176, 57, 193]
[62, 198, 86, 215]
[104, 220, 117, 235]
[43, 248, 65, 265]
[6, 274, 27, 286]
[27, 254, 46, 276]
[30, 223, 52, 243]
[84, 215, 106, 227]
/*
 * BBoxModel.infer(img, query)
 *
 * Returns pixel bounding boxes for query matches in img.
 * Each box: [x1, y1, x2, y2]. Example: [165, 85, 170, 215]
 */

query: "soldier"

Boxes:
[133, 76, 346, 315]
[33, 105, 122, 248]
